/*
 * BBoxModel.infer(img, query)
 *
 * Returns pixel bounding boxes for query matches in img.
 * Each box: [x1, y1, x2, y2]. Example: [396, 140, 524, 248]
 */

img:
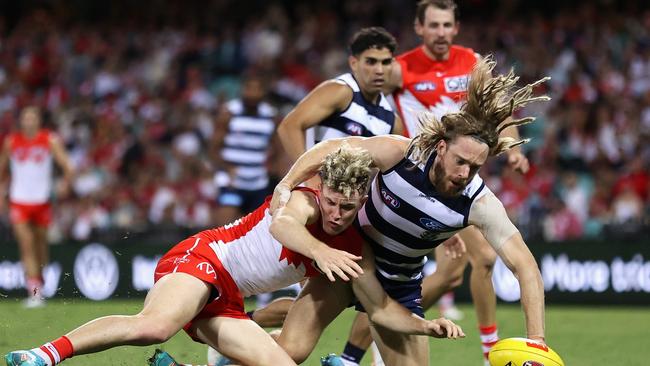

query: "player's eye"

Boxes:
[381, 59, 392, 65]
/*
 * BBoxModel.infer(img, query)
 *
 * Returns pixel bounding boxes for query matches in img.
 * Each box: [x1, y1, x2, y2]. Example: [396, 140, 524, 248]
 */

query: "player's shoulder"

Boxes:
[396, 46, 423, 61]
[450, 45, 479, 62]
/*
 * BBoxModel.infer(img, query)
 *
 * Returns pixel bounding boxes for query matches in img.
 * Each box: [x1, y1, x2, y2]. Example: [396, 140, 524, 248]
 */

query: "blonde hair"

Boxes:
[407, 56, 550, 165]
[319, 144, 373, 198]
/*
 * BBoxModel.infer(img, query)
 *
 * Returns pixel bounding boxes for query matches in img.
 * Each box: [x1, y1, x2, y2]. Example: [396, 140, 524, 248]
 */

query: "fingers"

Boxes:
[427, 318, 465, 339]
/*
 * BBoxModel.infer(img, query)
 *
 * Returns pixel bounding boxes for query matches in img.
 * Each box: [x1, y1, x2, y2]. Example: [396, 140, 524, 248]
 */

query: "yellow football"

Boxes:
[488, 337, 565, 366]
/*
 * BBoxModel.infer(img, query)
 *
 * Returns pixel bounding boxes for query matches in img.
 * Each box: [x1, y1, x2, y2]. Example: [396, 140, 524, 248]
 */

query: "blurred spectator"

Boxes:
[0, 0, 648, 243]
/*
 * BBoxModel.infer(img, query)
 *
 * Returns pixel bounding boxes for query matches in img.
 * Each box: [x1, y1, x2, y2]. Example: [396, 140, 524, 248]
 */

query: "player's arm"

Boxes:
[49, 134, 75, 193]
[469, 191, 545, 343]
[272, 135, 408, 211]
[391, 113, 406, 136]
[0, 138, 9, 183]
[0, 139, 10, 207]
[269, 190, 363, 282]
[277, 81, 353, 161]
[351, 241, 464, 338]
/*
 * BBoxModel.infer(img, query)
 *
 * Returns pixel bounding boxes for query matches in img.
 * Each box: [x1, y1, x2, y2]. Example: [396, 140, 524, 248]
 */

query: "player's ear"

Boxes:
[414, 19, 424, 37]
[436, 139, 447, 155]
[359, 195, 368, 207]
[348, 55, 358, 72]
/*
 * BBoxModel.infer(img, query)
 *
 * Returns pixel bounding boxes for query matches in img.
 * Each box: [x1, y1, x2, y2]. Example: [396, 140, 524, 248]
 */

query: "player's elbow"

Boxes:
[269, 214, 291, 240]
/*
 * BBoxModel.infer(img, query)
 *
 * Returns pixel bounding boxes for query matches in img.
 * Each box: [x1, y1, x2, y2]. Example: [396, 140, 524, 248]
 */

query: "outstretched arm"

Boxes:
[351, 241, 464, 339]
[469, 191, 545, 342]
[269, 190, 363, 282]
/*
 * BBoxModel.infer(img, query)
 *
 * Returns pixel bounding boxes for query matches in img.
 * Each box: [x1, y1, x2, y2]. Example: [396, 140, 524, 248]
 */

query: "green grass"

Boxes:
[1, 299, 648, 365]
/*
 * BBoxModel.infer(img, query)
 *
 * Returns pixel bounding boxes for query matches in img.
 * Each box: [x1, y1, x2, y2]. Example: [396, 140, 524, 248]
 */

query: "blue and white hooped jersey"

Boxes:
[305, 73, 395, 148]
[357, 149, 489, 286]
[221, 99, 277, 191]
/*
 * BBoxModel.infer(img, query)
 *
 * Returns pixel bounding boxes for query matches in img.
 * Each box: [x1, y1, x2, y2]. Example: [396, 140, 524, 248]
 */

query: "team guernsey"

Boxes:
[306, 73, 395, 149]
[394, 45, 478, 137]
[357, 149, 488, 297]
[221, 99, 276, 191]
[154, 187, 363, 326]
[7, 130, 53, 205]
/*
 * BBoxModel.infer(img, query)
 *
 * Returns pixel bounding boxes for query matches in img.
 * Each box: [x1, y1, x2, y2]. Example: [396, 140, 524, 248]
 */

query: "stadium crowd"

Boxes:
[0, 0, 648, 243]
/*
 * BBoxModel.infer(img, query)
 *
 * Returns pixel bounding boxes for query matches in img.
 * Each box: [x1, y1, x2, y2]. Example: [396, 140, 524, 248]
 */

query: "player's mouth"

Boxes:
[372, 79, 385, 86]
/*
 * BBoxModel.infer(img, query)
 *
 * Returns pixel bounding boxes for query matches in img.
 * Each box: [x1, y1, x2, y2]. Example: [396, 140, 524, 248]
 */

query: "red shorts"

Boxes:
[9, 202, 52, 226]
[154, 235, 248, 342]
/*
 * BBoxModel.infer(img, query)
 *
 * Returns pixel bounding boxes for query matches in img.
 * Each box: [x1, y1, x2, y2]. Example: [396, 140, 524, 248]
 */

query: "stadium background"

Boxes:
[0, 0, 649, 365]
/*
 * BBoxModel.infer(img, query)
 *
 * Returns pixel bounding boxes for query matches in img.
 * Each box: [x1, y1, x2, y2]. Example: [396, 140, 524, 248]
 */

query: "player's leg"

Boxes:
[277, 276, 352, 363]
[249, 296, 295, 328]
[192, 317, 297, 366]
[464, 226, 499, 364]
[420, 242, 469, 310]
[5, 272, 211, 365]
[336, 312, 374, 365]
[11, 218, 42, 299]
[369, 325, 429, 366]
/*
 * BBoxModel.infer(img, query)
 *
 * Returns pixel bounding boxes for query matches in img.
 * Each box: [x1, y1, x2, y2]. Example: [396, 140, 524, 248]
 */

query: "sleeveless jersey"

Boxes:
[394, 45, 478, 137]
[357, 150, 489, 286]
[195, 187, 363, 297]
[221, 99, 277, 191]
[7, 130, 53, 204]
[306, 73, 395, 149]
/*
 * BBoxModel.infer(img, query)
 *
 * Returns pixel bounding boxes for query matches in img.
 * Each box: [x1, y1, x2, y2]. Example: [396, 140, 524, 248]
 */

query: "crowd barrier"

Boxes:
[1, 237, 648, 304]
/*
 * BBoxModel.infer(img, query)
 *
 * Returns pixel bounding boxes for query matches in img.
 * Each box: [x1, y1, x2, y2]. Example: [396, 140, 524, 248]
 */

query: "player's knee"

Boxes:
[447, 273, 464, 289]
[470, 249, 497, 274]
[133, 316, 179, 344]
[281, 343, 310, 364]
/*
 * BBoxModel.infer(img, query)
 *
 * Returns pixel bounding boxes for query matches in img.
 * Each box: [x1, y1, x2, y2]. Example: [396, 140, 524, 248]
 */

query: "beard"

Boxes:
[433, 161, 464, 197]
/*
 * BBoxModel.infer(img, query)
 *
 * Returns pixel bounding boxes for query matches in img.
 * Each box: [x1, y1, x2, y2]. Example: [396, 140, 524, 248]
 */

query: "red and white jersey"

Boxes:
[393, 45, 478, 137]
[7, 130, 54, 204]
[186, 187, 363, 297]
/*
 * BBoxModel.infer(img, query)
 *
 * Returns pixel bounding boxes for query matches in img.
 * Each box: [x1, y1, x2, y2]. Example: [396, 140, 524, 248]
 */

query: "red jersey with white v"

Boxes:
[161, 187, 363, 298]
[7, 130, 54, 204]
[394, 45, 478, 137]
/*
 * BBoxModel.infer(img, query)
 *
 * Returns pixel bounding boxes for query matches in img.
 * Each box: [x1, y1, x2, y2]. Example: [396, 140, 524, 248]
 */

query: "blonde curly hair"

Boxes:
[407, 56, 550, 166]
[319, 143, 373, 198]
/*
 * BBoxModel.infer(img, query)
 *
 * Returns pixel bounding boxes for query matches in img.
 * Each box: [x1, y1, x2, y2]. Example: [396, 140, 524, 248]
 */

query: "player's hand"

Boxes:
[527, 335, 546, 345]
[312, 244, 363, 282]
[507, 151, 530, 174]
[424, 317, 465, 339]
[442, 233, 466, 259]
[270, 182, 292, 214]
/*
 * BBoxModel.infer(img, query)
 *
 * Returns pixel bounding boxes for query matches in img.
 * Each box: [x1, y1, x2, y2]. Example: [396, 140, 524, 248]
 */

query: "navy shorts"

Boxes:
[218, 187, 269, 213]
[355, 272, 424, 318]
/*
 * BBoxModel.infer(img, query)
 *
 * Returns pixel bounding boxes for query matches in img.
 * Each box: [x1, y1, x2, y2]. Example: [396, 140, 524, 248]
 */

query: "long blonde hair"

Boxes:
[407, 56, 550, 165]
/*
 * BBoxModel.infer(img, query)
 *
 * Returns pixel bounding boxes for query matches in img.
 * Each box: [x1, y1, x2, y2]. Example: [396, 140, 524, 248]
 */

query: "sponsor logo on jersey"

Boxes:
[419, 217, 447, 231]
[418, 193, 436, 203]
[197, 262, 217, 280]
[380, 189, 400, 208]
[413, 81, 436, 92]
[345, 122, 364, 136]
[444, 75, 469, 93]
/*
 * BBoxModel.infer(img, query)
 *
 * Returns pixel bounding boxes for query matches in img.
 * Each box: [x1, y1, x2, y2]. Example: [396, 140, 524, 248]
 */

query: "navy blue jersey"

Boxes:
[357, 149, 489, 287]
[306, 73, 395, 148]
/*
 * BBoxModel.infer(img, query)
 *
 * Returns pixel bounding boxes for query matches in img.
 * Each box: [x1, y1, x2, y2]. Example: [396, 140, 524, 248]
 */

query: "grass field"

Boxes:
[1, 299, 649, 365]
